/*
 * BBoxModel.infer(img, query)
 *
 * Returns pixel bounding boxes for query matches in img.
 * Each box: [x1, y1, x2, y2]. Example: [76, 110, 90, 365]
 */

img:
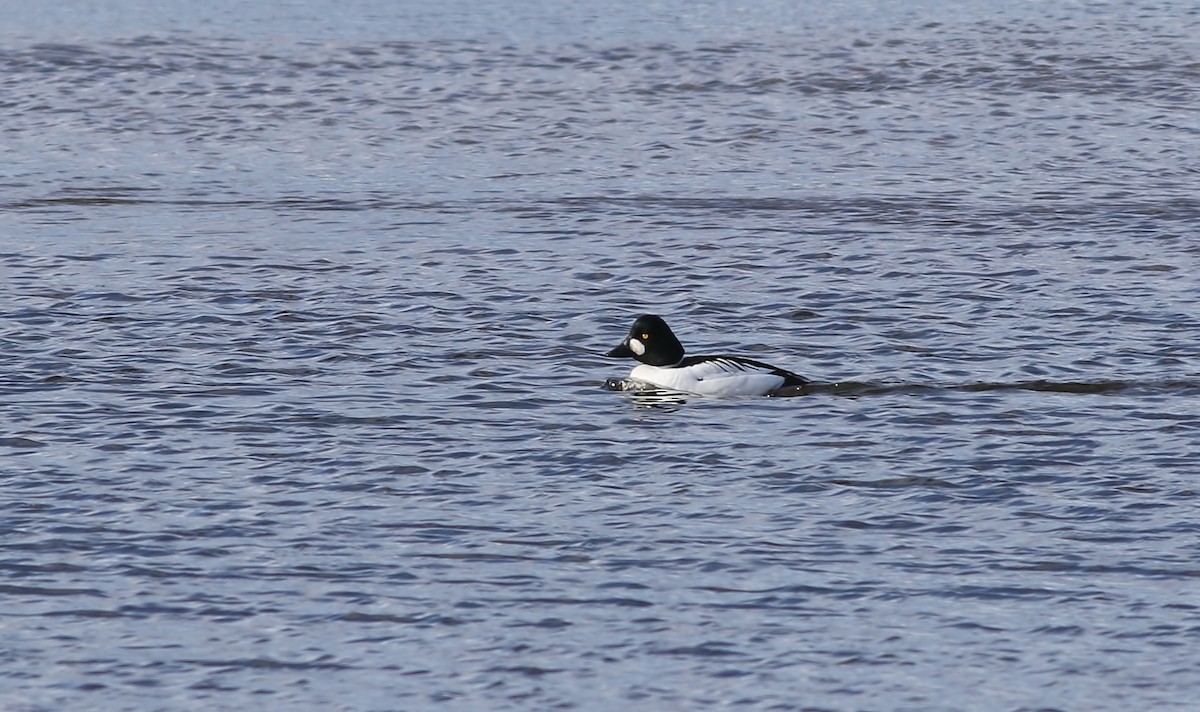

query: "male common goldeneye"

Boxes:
[604, 314, 808, 397]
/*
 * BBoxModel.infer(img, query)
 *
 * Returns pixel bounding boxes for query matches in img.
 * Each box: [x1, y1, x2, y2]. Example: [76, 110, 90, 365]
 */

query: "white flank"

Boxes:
[628, 360, 785, 396]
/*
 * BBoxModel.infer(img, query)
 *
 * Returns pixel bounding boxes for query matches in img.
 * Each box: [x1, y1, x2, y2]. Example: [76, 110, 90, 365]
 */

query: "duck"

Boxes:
[604, 314, 808, 397]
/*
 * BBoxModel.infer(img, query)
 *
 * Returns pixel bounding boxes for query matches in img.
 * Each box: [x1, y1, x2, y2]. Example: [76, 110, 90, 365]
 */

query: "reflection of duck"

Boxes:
[604, 314, 808, 397]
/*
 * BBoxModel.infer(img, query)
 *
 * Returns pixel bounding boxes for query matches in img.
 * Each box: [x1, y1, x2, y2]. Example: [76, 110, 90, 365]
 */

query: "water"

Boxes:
[2, 1, 1199, 710]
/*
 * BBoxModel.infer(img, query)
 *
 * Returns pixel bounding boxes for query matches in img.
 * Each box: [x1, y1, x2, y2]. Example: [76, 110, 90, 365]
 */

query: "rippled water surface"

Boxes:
[3, 1, 1199, 710]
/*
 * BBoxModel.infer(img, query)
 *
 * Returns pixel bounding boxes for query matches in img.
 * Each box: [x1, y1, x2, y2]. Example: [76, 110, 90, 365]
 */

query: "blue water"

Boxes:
[2, 1, 1199, 710]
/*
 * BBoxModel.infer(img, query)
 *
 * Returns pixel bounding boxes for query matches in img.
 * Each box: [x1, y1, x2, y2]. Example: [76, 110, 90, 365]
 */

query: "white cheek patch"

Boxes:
[629, 338, 646, 356]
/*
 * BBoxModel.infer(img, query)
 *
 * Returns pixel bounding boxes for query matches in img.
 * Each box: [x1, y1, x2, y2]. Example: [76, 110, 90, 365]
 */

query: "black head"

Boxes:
[605, 314, 685, 366]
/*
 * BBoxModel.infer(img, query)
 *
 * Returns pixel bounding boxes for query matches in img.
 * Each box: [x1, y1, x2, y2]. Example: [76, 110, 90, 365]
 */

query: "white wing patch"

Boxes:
[687, 358, 758, 381]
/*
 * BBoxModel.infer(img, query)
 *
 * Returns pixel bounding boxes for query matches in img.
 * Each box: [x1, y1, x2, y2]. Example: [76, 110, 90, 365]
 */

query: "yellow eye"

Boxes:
[641, 333, 650, 340]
